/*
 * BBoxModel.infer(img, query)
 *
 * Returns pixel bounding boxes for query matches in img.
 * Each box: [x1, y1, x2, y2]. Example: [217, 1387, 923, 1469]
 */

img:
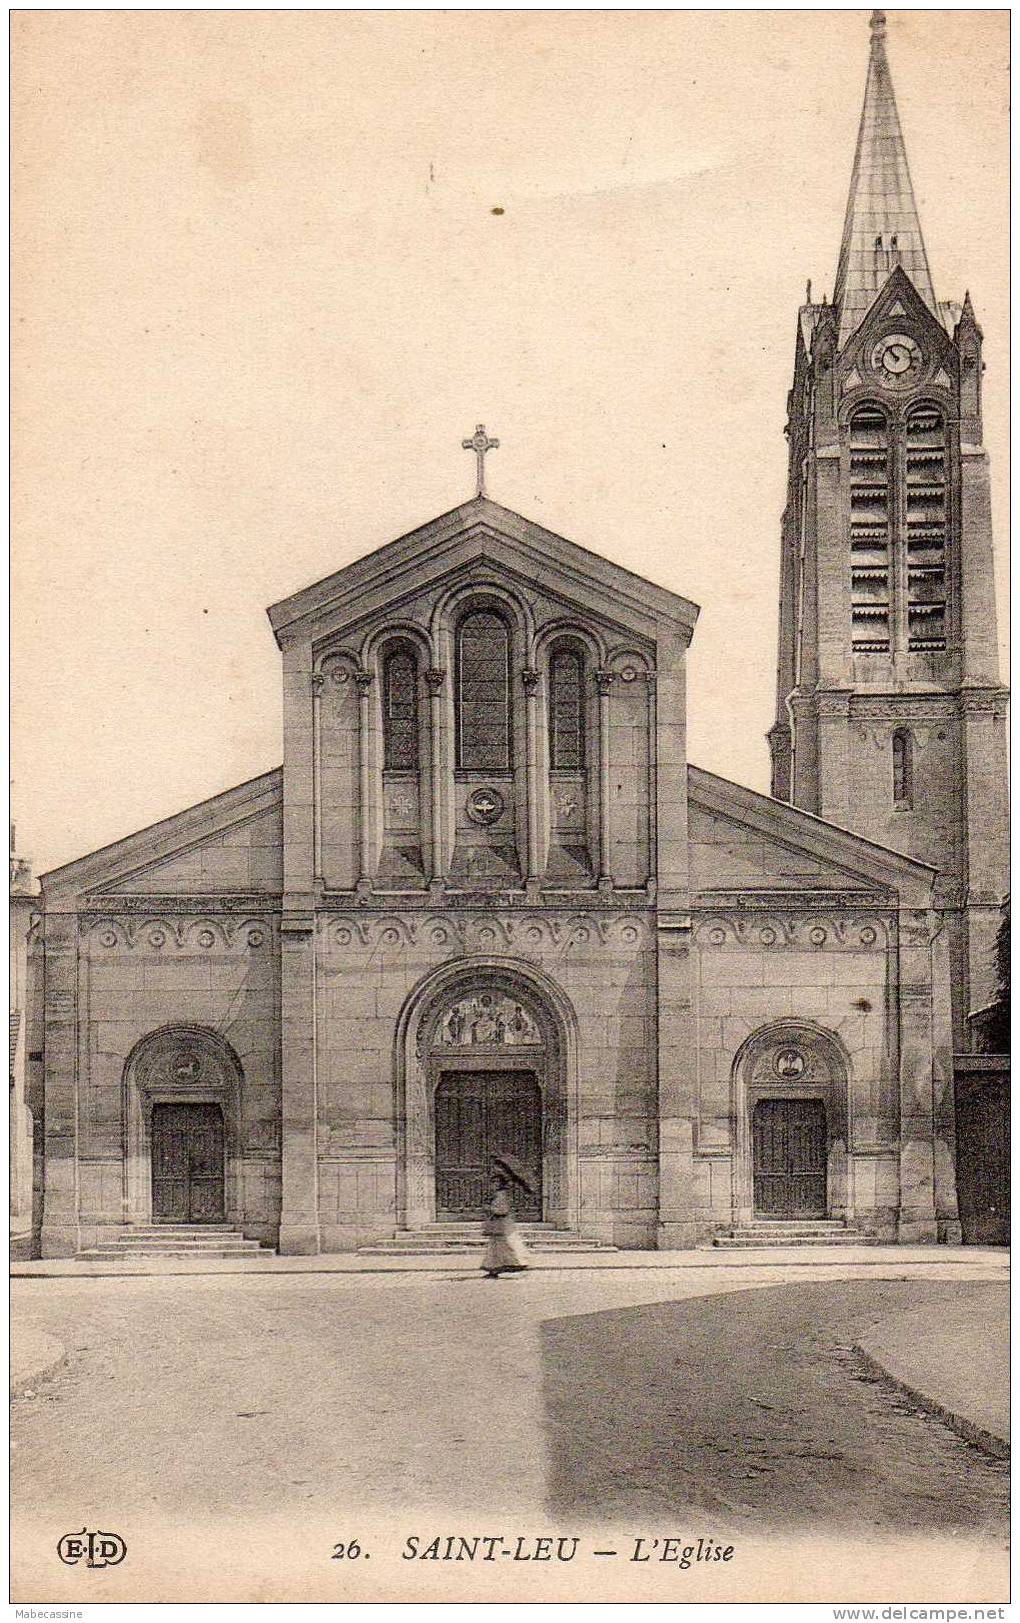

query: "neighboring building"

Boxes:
[28, 13, 1007, 1258]
[10, 827, 38, 1254]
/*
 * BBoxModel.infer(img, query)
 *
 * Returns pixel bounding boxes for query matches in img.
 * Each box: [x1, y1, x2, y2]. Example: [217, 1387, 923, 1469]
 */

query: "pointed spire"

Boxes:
[833, 10, 937, 348]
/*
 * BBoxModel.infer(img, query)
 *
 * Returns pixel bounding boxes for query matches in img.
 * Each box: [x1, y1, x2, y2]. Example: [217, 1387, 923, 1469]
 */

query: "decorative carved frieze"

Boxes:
[694, 912, 890, 950]
[815, 690, 852, 720]
[321, 910, 649, 952]
[959, 688, 1009, 720]
[695, 889, 887, 911]
[897, 911, 936, 948]
[80, 894, 280, 916]
[850, 694, 959, 721]
[317, 888, 651, 912]
[84, 914, 272, 950]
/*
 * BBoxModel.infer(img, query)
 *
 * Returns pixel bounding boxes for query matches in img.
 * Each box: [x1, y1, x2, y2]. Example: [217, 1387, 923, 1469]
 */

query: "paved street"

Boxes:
[11, 1261, 1009, 1604]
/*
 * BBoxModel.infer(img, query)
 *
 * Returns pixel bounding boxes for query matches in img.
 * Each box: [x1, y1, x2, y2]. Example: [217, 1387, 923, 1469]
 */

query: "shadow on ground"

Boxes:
[540, 1278, 1009, 1534]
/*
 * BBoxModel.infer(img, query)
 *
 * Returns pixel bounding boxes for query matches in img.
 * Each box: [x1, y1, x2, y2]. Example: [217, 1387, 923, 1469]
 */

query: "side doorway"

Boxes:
[752, 1096, 827, 1217]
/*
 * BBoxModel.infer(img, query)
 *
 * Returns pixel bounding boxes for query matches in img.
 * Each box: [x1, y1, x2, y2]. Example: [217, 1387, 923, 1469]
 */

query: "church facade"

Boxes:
[27, 14, 1007, 1257]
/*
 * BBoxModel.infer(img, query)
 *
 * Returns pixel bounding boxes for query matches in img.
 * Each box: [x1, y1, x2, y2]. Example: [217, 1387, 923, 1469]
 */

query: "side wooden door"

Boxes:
[152, 1103, 225, 1222]
[753, 1097, 827, 1217]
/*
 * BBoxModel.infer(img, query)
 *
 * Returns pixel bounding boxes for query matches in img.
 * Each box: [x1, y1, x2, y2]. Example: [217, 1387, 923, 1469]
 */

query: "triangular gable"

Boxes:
[838, 265, 954, 377]
[688, 764, 934, 907]
[266, 495, 699, 648]
[41, 769, 282, 904]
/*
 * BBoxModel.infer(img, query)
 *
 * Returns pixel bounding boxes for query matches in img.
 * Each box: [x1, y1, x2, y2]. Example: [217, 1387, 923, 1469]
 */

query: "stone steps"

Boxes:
[359, 1224, 617, 1256]
[711, 1220, 878, 1249]
[78, 1225, 273, 1261]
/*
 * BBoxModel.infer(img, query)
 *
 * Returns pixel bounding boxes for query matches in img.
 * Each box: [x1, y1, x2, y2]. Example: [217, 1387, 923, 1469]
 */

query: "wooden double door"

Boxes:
[151, 1102, 225, 1222]
[753, 1096, 827, 1217]
[435, 1070, 542, 1220]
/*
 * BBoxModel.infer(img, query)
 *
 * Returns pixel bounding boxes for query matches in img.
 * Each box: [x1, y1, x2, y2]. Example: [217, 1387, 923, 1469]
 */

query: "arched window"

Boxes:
[457, 610, 510, 770]
[549, 647, 585, 769]
[382, 645, 419, 772]
[892, 729, 913, 810]
[848, 404, 890, 652]
[905, 406, 947, 650]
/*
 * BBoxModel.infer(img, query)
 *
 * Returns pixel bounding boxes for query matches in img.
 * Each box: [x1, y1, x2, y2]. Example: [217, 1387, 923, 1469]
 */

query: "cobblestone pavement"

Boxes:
[11, 1263, 1008, 1604]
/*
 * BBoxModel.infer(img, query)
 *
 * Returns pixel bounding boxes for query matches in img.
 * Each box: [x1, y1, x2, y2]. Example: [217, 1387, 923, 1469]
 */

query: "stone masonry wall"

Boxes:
[691, 909, 900, 1240]
[314, 907, 658, 1250]
[73, 909, 281, 1246]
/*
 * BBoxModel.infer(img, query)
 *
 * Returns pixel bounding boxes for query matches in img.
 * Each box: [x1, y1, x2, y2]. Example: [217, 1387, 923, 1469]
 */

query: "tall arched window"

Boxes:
[457, 610, 510, 770]
[849, 404, 890, 652]
[549, 647, 585, 769]
[905, 405, 947, 650]
[382, 644, 419, 771]
[892, 729, 913, 810]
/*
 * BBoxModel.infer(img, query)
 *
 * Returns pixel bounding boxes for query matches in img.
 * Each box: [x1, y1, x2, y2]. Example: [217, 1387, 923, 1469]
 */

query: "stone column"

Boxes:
[652, 622, 696, 1247]
[425, 667, 447, 889]
[278, 915, 319, 1254]
[656, 916, 698, 1249]
[644, 670, 658, 890]
[958, 445, 1003, 686]
[522, 667, 541, 887]
[930, 918, 962, 1243]
[279, 637, 320, 1255]
[310, 669, 324, 880]
[355, 668, 376, 891]
[40, 911, 80, 1258]
[959, 689, 1009, 1028]
[895, 909, 939, 1243]
[595, 668, 615, 890]
[816, 688, 852, 829]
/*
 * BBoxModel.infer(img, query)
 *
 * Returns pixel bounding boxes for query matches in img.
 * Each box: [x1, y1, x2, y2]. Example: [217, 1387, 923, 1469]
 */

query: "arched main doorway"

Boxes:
[432, 990, 544, 1220]
[397, 964, 576, 1231]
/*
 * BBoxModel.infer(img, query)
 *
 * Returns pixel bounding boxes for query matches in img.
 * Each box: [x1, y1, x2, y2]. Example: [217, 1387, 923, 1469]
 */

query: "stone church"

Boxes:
[26, 13, 1008, 1257]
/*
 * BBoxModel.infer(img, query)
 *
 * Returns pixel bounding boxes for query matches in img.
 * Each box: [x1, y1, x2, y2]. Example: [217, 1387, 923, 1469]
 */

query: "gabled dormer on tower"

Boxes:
[769, 10, 1008, 1045]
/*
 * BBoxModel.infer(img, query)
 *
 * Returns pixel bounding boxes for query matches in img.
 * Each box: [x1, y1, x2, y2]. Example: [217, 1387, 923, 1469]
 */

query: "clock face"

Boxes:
[871, 333, 923, 384]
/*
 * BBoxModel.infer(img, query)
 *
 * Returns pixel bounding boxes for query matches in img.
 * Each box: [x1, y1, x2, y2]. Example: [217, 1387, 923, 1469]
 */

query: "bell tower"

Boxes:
[768, 10, 1008, 1046]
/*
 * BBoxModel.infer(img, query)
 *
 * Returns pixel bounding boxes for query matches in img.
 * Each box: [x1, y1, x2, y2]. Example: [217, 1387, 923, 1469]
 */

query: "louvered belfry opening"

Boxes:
[849, 404, 891, 652]
[904, 405, 948, 650]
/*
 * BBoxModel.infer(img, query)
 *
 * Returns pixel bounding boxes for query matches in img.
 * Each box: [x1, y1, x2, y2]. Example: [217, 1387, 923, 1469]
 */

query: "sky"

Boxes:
[11, 8, 1009, 877]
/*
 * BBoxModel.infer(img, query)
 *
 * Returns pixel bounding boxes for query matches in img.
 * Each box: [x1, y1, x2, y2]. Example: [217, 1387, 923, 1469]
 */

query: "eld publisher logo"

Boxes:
[57, 1530, 127, 1569]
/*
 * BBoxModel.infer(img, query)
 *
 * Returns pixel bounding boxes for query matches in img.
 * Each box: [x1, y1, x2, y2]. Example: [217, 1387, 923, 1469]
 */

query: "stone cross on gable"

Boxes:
[462, 423, 499, 498]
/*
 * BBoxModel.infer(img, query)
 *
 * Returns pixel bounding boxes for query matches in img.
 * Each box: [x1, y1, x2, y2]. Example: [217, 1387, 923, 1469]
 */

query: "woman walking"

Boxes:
[481, 1166, 532, 1278]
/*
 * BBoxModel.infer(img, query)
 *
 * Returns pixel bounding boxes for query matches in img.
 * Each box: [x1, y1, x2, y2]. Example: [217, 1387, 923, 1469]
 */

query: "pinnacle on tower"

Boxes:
[832, 9, 936, 348]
